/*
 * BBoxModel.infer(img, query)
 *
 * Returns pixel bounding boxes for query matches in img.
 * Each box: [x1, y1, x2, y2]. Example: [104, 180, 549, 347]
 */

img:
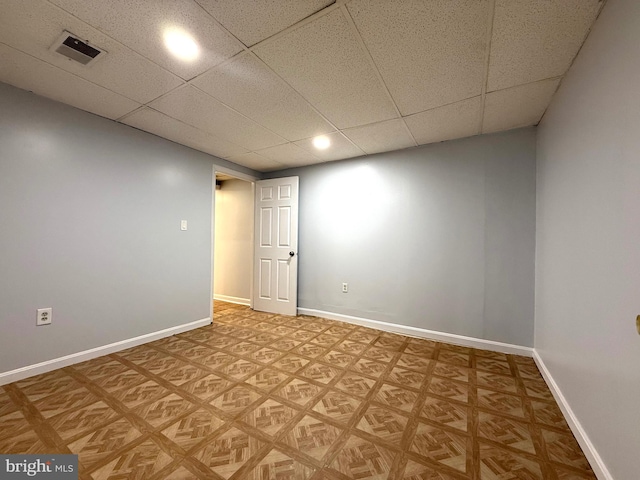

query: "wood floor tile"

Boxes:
[0, 428, 50, 454]
[243, 447, 316, 480]
[396, 353, 433, 374]
[271, 354, 310, 373]
[301, 362, 342, 384]
[49, 401, 120, 441]
[410, 422, 468, 473]
[477, 389, 526, 418]
[133, 394, 197, 429]
[542, 429, 592, 471]
[67, 417, 142, 470]
[241, 398, 298, 437]
[194, 426, 264, 479]
[479, 443, 543, 479]
[476, 371, 518, 394]
[1, 301, 593, 480]
[210, 386, 262, 416]
[248, 347, 284, 364]
[320, 350, 355, 368]
[477, 412, 536, 454]
[334, 373, 376, 398]
[401, 459, 459, 479]
[281, 414, 343, 461]
[31, 385, 98, 418]
[375, 383, 419, 413]
[531, 400, 570, 430]
[356, 404, 409, 444]
[0, 410, 31, 440]
[90, 438, 173, 479]
[112, 379, 171, 409]
[161, 408, 225, 451]
[427, 377, 469, 404]
[244, 368, 289, 392]
[181, 374, 232, 401]
[311, 389, 362, 426]
[362, 346, 396, 362]
[387, 366, 426, 390]
[329, 434, 396, 480]
[420, 396, 468, 433]
[274, 378, 323, 407]
[350, 358, 388, 377]
[432, 362, 470, 383]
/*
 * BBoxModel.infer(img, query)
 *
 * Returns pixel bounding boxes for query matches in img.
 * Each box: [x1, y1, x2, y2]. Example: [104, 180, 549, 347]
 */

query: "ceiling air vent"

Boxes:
[50, 31, 106, 66]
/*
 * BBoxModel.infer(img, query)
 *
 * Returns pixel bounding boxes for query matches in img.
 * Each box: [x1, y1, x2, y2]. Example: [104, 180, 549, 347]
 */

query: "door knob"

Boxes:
[289, 251, 295, 257]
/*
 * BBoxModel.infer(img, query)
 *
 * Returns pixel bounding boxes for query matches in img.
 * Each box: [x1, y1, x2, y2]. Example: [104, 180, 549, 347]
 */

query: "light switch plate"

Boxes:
[180, 220, 188, 231]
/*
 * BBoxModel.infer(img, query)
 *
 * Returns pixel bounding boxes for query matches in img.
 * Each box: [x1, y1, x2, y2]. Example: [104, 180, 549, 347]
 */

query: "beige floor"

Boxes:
[0, 301, 595, 479]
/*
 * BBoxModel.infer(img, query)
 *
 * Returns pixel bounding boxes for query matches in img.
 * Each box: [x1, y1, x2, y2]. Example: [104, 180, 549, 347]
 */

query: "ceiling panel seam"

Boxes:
[0, 40, 144, 108]
[536, 0, 608, 127]
[478, 0, 497, 135]
[42, 0, 189, 84]
[339, 4, 418, 148]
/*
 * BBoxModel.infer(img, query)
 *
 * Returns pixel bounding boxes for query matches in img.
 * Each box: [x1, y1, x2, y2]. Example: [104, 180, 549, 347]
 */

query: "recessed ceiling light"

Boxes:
[163, 28, 199, 61]
[312, 135, 331, 150]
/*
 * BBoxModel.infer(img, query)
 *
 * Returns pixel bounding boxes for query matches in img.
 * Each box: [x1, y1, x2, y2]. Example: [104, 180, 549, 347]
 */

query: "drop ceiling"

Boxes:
[0, 0, 604, 172]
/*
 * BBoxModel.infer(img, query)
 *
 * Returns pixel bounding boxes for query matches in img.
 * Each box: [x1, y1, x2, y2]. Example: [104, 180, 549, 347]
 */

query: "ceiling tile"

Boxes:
[294, 132, 364, 162]
[49, 0, 243, 80]
[149, 86, 286, 151]
[483, 79, 560, 134]
[488, 0, 601, 91]
[343, 119, 415, 155]
[226, 152, 286, 172]
[0, 0, 183, 104]
[0, 44, 139, 120]
[347, 0, 489, 116]
[254, 9, 397, 129]
[195, 0, 334, 47]
[405, 97, 482, 146]
[121, 107, 248, 158]
[255, 143, 321, 166]
[191, 53, 334, 141]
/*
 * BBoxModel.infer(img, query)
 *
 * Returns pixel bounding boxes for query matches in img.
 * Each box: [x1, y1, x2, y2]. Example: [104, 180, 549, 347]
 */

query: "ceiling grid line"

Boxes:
[339, 3, 418, 148]
[0, 0, 606, 171]
[244, 3, 341, 55]
[478, 0, 497, 135]
[42, 0, 189, 85]
[536, 0, 608, 127]
[0, 40, 145, 107]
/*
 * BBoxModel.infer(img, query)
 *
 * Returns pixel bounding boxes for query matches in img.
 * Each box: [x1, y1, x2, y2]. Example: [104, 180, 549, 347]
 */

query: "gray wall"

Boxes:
[266, 128, 536, 346]
[214, 178, 253, 302]
[536, 0, 640, 477]
[0, 83, 256, 373]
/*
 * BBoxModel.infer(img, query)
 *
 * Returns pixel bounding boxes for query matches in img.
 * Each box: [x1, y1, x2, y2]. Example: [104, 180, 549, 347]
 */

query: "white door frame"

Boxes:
[210, 164, 258, 323]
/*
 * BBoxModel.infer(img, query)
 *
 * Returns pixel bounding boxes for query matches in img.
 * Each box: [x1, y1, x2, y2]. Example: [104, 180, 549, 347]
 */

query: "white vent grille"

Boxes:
[50, 31, 105, 66]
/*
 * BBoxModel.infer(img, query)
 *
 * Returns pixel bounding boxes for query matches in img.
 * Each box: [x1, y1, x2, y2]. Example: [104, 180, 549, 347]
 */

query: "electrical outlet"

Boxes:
[37, 308, 52, 326]
[342, 283, 348, 293]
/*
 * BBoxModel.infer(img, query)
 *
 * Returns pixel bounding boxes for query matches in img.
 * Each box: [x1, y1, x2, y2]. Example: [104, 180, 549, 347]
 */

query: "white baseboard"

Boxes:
[214, 294, 251, 306]
[297, 308, 533, 357]
[533, 350, 612, 480]
[0, 317, 211, 386]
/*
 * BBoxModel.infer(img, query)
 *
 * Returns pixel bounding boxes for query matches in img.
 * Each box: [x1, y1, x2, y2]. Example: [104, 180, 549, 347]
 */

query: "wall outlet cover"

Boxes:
[36, 308, 52, 326]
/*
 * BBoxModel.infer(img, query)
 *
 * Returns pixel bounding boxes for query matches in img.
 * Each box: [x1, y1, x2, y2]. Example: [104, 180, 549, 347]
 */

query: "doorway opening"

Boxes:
[212, 168, 255, 318]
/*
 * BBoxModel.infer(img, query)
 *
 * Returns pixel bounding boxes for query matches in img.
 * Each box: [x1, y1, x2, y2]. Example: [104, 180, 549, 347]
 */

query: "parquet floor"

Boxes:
[0, 301, 596, 479]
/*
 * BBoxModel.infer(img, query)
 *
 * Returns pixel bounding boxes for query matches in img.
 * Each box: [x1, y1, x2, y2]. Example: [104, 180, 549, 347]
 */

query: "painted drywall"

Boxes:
[214, 178, 253, 303]
[0, 82, 257, 374]
[265, 128, 536, 346]
[536, 0, 640, 477]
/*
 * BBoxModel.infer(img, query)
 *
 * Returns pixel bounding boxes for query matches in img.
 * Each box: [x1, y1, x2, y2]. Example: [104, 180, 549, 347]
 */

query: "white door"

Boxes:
[253, 177, 299, 315]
